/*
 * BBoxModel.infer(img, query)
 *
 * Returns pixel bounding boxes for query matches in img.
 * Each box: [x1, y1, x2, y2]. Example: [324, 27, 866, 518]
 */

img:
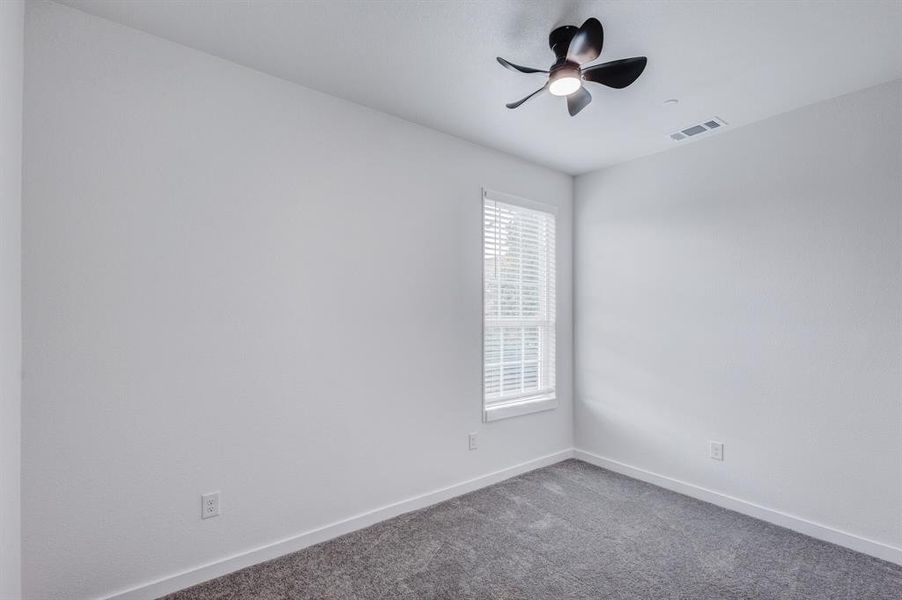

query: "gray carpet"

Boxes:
[162, 459, 902, 599]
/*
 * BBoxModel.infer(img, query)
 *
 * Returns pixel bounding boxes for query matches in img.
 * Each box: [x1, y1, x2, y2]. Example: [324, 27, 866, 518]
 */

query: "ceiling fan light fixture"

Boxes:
[497, 17, 647, 115]
[549, 75, 581, 96]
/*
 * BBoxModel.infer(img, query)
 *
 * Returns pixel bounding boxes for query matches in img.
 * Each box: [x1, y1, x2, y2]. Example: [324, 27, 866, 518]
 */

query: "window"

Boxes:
[482, 189, 556, 422]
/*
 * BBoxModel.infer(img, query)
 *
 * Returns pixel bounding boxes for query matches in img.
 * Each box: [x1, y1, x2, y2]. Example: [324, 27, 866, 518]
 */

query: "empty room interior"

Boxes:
[3, 0, 902, 598]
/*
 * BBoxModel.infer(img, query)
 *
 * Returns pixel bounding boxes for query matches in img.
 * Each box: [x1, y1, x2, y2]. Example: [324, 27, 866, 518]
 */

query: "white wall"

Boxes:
[575, 80, 902, 551]
[0, 1, 24, 598]
[21, 3, 573, 599]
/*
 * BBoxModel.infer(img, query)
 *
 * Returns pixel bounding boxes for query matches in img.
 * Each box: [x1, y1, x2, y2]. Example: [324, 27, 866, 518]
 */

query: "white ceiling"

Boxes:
[58, 0, 902, 175]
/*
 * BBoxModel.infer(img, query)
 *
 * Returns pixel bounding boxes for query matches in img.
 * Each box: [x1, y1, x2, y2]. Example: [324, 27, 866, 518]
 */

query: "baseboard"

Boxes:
[99, 449, 575, 600]
[573, 449, 902, 566]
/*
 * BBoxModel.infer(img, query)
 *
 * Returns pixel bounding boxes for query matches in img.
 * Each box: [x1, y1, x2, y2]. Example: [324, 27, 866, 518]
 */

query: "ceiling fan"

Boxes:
[497, 17, 647, 116]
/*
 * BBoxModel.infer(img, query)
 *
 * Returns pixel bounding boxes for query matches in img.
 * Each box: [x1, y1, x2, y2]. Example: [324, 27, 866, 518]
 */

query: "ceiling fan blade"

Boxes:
[567, 87, 592, 116]
[566, 18, 604, 65]
[496, 57, 548, 74]
[582, 57, 647, 89]
[506, 85, 547, 109]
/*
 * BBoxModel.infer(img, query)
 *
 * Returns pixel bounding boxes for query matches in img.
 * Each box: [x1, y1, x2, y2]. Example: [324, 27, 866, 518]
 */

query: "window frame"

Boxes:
[481, 188, 558, 423]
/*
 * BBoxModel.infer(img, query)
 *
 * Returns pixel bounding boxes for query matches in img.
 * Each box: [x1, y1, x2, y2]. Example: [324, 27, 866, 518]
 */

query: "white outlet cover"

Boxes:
[201, 492, 220, 519]
[468, 432, 478, 451]
[709, 441, 725, 461]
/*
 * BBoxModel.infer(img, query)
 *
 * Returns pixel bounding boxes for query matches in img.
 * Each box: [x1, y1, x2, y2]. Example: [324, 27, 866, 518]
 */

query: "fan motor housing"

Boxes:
[549, 61, 580, 79]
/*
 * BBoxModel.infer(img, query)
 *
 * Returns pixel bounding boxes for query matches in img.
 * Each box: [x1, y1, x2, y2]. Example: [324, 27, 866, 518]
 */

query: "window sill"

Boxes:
[483, 395, 558, 422]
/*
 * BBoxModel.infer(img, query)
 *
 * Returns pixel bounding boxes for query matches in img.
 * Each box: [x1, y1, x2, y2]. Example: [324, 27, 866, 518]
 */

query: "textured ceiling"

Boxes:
[57, 0, 902, 174]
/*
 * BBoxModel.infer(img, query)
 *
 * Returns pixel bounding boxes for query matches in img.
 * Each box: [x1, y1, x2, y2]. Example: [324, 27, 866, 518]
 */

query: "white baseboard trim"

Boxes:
[573, 449, 902, 566]
[99, 449, 575, 600]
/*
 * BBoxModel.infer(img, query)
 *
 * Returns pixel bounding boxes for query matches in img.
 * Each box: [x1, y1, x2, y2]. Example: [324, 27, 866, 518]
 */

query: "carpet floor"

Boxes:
[162, 459, 902, 599]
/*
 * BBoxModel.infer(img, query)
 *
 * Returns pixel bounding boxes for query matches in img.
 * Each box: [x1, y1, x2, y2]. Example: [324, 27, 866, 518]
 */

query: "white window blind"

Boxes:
[483, 191, 556, 411]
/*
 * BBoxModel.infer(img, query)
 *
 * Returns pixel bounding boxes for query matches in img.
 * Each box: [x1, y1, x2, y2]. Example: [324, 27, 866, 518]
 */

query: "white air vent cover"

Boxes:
[669, 117, 727, 141]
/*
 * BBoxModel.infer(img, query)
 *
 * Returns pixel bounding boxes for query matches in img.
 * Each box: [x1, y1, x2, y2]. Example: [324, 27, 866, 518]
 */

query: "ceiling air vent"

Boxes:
[669, 117, 727, 141]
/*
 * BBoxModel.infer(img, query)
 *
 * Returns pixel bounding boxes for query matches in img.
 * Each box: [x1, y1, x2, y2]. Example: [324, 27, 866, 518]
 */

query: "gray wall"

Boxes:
[22, 3, 573, 599]
[575, 80, 902, 550]
[0, 1, 23, 598]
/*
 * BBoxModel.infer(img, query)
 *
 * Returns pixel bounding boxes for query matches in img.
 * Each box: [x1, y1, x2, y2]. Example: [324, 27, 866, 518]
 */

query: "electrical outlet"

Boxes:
[709, 441, 724, 461]
[201, 492, 220, 519]
[468, 432, 478, 451]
